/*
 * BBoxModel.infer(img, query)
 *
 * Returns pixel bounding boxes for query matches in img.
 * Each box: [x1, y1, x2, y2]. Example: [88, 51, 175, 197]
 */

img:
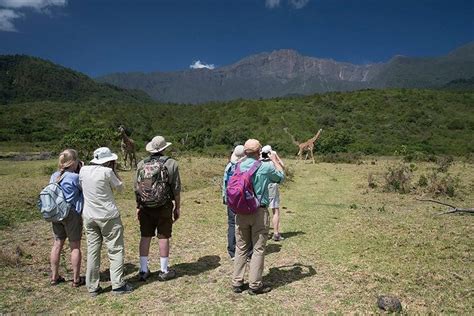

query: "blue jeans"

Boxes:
[227, 207, 236, 258]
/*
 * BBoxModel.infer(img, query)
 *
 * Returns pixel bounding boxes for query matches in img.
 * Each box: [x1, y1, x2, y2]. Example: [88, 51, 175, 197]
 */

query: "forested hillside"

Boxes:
[0, 55, 152, 104]
[1, 89, 473, 157]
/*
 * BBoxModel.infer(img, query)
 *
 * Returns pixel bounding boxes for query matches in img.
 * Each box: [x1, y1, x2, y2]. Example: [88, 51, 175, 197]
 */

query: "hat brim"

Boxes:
[90, 153, 118, 164]
[146, 142, 172, 153]
[230, 153, 244, 164]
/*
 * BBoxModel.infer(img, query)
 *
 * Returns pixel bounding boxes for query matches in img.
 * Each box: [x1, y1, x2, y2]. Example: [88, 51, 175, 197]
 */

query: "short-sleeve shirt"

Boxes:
[50, 171, 84, 214]
[79, 165, 123, 220]
[239, 157, 285, 207]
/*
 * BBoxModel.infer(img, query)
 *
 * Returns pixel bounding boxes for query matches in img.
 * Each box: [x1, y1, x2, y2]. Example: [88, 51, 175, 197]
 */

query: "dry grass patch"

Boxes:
[0, 157, 473, 313]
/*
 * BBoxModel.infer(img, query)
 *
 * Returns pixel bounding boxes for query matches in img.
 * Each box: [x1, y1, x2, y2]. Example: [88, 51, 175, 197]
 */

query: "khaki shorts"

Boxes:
[139, 201, 173, 239]
[52, 209, 83, 242]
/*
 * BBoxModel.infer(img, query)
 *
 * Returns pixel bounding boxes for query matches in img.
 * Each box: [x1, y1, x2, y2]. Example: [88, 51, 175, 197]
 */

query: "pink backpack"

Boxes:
[226, 160, 262, 214]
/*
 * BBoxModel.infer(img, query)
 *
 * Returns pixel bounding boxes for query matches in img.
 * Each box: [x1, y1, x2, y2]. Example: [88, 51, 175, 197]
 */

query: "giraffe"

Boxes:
[283, 128, 323, 164]
[118, 125, 137, 169]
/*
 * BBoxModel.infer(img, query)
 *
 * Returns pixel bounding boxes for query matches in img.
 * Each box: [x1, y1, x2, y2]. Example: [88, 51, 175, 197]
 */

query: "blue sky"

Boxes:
[1, 0, 473, 77]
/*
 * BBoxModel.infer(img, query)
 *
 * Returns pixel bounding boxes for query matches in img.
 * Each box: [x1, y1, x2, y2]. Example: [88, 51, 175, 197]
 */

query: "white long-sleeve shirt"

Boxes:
[79, 165, 123, 220]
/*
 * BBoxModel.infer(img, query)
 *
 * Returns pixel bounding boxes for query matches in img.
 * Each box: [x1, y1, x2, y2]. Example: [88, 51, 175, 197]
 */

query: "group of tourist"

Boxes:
[47, 136, 284, 296]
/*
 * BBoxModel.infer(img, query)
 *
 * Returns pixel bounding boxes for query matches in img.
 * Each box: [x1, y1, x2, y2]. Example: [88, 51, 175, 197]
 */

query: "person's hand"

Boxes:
[173, 207, 180, 223]
[136, 207, 141, 220]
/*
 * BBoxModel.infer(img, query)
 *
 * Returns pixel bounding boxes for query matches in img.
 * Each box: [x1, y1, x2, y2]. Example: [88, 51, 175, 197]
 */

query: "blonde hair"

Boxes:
[56, 149, 78, 180]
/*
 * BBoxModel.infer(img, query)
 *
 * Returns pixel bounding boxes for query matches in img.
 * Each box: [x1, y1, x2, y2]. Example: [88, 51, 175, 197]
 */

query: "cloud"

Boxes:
[265, 0, 310, 9]
[190, 60, 215, 70]
[265, 0, 281, 9]
[0, 8, 22, 31]
[0, 0, 66, 11]
[289, 0, 309, 9]
[0, 0, 66, 31]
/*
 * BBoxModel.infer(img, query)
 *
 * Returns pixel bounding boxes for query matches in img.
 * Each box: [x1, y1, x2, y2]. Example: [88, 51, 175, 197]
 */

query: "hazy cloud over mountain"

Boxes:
[190, 60, 215, 70]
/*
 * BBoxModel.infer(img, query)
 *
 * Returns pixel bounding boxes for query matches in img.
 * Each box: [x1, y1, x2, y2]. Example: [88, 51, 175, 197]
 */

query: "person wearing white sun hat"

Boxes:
[261, 145, 285, 241]
[79, 147, 133, 296]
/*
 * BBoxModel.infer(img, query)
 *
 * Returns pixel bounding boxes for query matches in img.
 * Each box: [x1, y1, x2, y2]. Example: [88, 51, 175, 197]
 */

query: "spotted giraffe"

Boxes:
[118, 125, 137, 169]
[283, 128, 323, 164]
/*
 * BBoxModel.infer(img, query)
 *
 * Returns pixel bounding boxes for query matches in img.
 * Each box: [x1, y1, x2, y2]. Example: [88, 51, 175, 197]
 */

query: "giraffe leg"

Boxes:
[310, 149, 315, 164]
[132, 153, 137, 169]
[124, 152, 128, 168]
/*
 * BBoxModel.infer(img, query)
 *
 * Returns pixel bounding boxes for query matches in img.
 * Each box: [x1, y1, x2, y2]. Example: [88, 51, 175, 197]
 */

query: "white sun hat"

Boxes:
[262, 145, 272, 154]
[90, 147, 118, 164]
[146, 135, 172, 153]
[230, 145, 245, 163]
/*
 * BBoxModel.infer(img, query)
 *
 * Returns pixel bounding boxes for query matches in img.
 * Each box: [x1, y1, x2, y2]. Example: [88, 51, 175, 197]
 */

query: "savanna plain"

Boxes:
[0, 156, 473, 313]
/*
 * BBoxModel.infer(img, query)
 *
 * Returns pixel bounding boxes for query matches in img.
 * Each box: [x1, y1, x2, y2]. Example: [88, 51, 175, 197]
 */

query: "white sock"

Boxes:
[160, 257, 169, 273]
[140, 256, 148, 272]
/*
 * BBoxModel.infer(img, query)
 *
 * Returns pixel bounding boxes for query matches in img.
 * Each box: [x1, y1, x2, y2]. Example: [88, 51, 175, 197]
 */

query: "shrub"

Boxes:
[417, 174, 428, 187]
[425, 172, 460, 197]
[58, 128, 116, 159]
[383, 163, 413, 193]
[435, 155, 454, 173]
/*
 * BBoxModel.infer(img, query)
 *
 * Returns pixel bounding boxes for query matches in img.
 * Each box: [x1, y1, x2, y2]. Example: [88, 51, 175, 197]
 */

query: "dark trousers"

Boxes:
[227, 207, 236, 258]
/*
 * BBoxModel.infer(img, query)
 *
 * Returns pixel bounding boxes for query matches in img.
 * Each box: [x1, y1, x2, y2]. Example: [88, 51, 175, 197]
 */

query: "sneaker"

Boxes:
[232, 285, 244, 293]
[112, 283, 134, 295]
[89, 286, 103, 297]
[248, 285, 272, 295]
[138, 269, 151, 282]
[272, 234, 284, 241]
[157, 269, 176, 281]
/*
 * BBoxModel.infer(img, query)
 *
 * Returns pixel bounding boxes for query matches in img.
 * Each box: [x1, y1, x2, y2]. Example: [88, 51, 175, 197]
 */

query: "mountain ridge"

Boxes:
[97, 42, 474, 103]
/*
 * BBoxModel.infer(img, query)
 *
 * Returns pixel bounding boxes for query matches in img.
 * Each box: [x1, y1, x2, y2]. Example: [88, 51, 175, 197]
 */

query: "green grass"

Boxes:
[0, 157, 473, 313]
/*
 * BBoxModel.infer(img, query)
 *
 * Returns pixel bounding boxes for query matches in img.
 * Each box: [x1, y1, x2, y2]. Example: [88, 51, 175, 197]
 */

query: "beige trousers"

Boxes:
[83, 216, 125, 292]
[232, 207, 270, 290]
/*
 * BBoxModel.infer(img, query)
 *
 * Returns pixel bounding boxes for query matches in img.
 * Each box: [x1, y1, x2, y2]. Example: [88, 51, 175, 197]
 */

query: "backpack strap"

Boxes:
[158, 156, 169, 164]
[55, 172, 67, 184]
[234, 161, 242, 174]
[247, 160, 262, 176]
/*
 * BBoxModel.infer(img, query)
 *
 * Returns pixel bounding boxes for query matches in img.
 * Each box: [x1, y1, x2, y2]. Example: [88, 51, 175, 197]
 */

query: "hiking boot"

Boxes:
[157, 269, 176, 281]
[138, 269, 151, 282]
[248, 285, 272, 295]
[232, 285, 244, 293]
[89, 286, 103, 297]
[112, 283, 134, 295]
[272, 234, 284, 241]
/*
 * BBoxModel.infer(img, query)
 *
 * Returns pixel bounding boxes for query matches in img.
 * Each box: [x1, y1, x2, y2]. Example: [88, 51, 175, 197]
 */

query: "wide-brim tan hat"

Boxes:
[146, 136, 172, 153]
[90, 147, 118, 164]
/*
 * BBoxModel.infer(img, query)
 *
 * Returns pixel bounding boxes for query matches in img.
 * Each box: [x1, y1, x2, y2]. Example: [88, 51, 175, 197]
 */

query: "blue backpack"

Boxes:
[38, 174, 70, 222]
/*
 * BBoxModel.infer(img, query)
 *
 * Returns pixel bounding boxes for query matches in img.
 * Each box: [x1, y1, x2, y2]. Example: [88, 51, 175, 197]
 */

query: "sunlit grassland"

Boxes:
[0, 157, 472, 313]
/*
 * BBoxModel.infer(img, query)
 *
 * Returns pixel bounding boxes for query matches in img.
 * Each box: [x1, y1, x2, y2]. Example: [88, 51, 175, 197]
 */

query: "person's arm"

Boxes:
[169, 161, 181, 222]
[173, 192, 181, 222]
[108, 168, 123, 193]
[272, 151, 285, 168]
[268, 154, 285, 183]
